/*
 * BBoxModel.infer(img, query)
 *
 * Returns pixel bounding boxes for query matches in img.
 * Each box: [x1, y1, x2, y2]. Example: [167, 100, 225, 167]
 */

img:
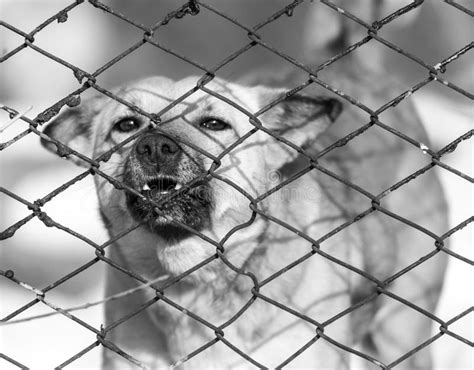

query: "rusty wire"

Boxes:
[1, 0, 473, 368]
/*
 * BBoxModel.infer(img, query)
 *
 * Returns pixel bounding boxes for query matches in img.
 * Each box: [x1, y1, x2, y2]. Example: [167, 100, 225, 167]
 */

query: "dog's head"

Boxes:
[41, 76, 341, 274]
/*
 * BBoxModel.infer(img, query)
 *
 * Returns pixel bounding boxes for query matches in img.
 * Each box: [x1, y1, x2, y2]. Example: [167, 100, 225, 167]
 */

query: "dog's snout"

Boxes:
[135, 134, 181, 169]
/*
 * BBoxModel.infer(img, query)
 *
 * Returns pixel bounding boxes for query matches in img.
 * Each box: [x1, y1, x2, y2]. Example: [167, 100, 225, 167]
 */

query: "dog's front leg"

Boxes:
[102, 260, 171, 369]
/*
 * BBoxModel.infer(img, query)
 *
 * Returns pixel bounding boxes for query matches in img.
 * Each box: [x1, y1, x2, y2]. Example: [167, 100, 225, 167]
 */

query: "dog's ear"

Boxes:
[258, 90, 343, 168]
[41, 96, 103, 166]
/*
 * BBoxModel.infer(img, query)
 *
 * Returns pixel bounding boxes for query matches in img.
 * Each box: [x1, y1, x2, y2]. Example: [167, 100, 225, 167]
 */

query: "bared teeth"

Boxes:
[141, 179, 183, 193]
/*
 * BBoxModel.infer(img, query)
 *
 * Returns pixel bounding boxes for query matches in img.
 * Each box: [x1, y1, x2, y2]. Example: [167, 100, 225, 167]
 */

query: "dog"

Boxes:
[40, 59, 448, 369]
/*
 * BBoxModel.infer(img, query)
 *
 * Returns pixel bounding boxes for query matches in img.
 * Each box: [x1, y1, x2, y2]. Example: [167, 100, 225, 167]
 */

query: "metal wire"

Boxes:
[1, 0, 472, 368]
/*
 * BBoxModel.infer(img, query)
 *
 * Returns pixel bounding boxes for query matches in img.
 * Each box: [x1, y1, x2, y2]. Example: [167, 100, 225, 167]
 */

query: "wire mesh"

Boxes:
[1, 0, 472, 369]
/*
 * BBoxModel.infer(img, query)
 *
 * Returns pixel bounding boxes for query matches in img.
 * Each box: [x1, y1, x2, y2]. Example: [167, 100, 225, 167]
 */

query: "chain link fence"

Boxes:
[1, 0, 472, 368]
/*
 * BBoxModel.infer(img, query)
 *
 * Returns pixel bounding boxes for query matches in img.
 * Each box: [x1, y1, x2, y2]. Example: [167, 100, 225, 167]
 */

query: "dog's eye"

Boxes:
[200, 118, 230, 131]
[114, 117, 140, 132]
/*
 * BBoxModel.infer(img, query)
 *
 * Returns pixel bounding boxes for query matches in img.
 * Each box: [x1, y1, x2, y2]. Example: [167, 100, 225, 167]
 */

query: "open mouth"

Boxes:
[122, 142, 212, 240]
[125, 174, 212, 240]
[141, 176, 183, 197]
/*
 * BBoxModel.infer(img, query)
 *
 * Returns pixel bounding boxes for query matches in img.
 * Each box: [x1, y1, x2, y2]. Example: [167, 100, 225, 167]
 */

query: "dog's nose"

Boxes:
[135, 133, 181, 169]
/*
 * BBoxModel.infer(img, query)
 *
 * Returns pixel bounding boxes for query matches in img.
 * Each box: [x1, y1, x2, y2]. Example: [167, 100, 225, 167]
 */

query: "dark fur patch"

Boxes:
[126, 184, 212, 242]
[122, 136, 212, 241]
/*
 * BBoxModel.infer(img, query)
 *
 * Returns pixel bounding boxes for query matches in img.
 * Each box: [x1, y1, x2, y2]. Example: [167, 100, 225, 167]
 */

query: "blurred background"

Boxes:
[1, 0, 472, 368]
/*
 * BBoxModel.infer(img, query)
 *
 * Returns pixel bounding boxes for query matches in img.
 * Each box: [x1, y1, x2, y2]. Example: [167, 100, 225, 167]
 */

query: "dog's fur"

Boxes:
[41, 60, 448, 369]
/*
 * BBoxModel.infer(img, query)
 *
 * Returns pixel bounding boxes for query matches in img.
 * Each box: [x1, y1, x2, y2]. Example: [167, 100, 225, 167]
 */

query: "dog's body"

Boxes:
[42, 60, 448, 369]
